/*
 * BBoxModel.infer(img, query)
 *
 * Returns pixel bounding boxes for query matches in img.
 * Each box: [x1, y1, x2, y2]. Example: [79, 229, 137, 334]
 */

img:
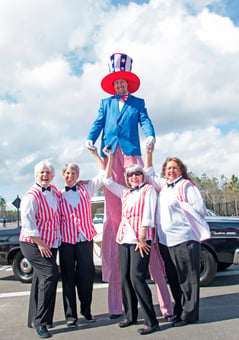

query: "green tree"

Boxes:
[228, 174, 239, 216]
[0, 196, 6, 216]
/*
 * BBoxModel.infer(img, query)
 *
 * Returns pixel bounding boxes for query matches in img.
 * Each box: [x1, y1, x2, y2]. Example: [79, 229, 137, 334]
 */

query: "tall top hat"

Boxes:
[101, 53, 140, 95]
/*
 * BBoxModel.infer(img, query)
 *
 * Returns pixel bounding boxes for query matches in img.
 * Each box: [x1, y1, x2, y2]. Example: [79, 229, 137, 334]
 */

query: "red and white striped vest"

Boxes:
[60, 184, 97, 244]
[19, 184, 61, 247]
[117, 184, 153, 242]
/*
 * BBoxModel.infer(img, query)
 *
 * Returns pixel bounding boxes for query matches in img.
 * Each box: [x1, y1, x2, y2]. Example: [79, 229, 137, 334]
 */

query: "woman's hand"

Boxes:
[89, 146, 98, 156]
[144, 144, 154, 170]
[31, 236, 53, 258]
[38, 244, 53, 258]
[102, 146, 113, 179]
[102, 145, 112, 158]
[135, 239, 151, 258]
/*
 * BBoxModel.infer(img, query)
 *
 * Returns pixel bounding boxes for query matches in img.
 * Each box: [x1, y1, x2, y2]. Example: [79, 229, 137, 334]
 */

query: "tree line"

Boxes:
[189, 173, 239, 216]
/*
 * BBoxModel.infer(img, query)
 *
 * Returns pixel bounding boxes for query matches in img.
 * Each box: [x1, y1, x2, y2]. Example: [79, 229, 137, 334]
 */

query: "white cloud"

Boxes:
[197, 9, 239, 54]
[0, 0, 238, 204]
[145, 126, 239, 180]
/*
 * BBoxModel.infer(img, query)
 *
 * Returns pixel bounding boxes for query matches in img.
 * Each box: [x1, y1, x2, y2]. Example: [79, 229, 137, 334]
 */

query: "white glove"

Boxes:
[146, 136, 155, 145]
[146, 136, 155, 151]
[86, 140, 96, 150]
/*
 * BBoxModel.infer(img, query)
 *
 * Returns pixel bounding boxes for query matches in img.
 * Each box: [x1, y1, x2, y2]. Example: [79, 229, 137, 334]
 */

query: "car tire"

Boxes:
[200, 247, 217, 286]
[12, 251, 33, 283]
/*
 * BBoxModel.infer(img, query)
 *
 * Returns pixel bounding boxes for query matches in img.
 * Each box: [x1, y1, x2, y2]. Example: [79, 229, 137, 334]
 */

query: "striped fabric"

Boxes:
[109, 53, 133, 73]
[176, 179, 210, 241]
[117, 184, 152, 242]
[19, 184, 61, 247]
[60, 184, 97, 244]
[177, 179, 195, 202]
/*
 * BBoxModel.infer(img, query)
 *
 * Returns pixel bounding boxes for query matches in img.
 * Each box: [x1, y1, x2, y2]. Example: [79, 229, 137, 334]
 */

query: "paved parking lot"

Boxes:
[0, 265, 239, 340]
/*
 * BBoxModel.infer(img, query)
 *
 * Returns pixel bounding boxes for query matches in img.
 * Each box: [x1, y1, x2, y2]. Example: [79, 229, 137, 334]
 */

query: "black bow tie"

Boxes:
[36, 183, 51, 192]
[130, 186, 139, 192]
[167, 177, 182, 188]
[42, 186, 51, 192]
[65, 185, 77, 192]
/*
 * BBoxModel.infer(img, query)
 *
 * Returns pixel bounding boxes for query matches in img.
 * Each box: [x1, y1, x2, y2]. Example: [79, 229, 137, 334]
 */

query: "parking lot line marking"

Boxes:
[0, 283, 108, 299]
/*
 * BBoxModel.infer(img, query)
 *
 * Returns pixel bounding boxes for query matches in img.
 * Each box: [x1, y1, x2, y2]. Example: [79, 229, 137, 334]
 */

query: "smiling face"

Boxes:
[165, 160, 182, 182]
[113, 79, 128, 96]
[36, 166, 53, 188]
[63, 167, 79, 187]
[127, 170, 144, 188]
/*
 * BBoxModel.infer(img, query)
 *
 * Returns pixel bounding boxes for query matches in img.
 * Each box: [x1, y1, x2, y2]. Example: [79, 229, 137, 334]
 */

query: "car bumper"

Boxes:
[233, 249, 239, 264]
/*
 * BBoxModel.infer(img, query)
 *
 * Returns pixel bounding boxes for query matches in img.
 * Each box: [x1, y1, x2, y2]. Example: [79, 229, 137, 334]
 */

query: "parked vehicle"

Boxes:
[93, 213, 104, 223]
[0, 226, 32, 283]
[200, 216, 239, 285]
[1, 198, 238, 285]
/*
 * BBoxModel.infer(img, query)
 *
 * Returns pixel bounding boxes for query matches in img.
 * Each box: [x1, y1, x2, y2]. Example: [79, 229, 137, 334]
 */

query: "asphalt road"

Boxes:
[0, 264, 239, 340]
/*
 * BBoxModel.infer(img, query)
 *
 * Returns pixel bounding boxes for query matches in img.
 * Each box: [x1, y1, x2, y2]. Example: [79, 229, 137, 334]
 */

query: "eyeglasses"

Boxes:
[127, 171, 143, 177]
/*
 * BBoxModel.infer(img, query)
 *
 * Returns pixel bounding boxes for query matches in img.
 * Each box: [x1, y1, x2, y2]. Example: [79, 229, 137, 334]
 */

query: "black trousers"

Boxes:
[59, 241, 95, 322]
[159, 243, 183, 318]
[20, 242, 59, 327]
[160, 241, 200, 322]
[118, 242, 158, 327]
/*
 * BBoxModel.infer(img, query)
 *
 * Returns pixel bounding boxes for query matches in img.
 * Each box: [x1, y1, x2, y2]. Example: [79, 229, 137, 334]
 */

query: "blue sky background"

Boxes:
[0, 0, 239, 207]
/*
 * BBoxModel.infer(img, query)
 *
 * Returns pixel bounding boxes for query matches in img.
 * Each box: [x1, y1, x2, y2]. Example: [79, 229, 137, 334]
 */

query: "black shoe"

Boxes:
[66, 320, 77, 328]
[46, 324, 54, 329]
[173, 319, 190, 327]
[34, 325, 51, 338]
[110, 314, 122, 319]
[164, 314, 177, 322]
[81, 313, 93, 320]
[137, 324, 160, 335]
[119, 320, 137, 328]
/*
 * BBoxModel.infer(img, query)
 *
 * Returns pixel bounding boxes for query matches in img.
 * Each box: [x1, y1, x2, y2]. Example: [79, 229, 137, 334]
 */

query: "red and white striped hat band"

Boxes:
[101, 53, 140, 95]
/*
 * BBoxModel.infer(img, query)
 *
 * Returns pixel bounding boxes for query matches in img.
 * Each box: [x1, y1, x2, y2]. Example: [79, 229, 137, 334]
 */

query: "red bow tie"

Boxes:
[116, 94, 128, 102]
[121, 94, 128, 102]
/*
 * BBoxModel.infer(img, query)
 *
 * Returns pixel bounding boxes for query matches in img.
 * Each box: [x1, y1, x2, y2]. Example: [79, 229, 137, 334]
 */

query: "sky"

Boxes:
[0, 0, 239, 208]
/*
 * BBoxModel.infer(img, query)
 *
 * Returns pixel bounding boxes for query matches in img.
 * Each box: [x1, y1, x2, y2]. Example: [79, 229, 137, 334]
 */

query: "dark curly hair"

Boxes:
[161, 157, 191, 180]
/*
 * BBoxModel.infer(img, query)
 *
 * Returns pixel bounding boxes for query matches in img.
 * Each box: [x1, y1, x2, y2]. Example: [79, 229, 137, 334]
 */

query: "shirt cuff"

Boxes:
[103, 177, 113, 185]
[144, 166, 154, 175]
[24, 229, 40, 238]
[141, 220, 155, 228]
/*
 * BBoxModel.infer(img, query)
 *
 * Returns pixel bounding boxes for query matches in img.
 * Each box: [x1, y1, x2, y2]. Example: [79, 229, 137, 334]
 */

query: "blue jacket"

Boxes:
[87, 94, 155, 157]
